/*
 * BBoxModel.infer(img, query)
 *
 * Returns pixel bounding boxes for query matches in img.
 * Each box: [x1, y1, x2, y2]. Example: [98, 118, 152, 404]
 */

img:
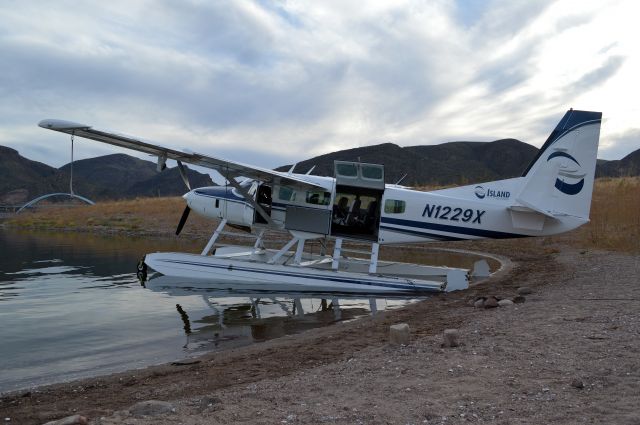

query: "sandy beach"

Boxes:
[1, 235, 638, 425]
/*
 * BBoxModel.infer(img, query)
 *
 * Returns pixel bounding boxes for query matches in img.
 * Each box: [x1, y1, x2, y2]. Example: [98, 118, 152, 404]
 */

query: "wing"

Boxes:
[38, 119, 331, 191]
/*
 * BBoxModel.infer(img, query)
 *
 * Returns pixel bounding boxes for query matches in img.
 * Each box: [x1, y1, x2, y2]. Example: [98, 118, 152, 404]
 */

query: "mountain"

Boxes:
[2, 139, 639, 205]
[278, 139, 539, 186]
[279, 140, 640, 186]
[0, 148, 214, 204]
[0, 146, 59, 203]
[596, 149, 640, 177]
[57, 154, 214, 199]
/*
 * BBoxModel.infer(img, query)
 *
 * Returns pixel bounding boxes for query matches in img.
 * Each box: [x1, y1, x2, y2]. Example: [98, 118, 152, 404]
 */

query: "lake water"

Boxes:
[1, 229, 469, 394]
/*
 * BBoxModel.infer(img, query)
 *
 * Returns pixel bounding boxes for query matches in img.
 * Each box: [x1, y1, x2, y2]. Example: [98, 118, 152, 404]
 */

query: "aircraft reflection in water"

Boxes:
[145, 275, 422, 350]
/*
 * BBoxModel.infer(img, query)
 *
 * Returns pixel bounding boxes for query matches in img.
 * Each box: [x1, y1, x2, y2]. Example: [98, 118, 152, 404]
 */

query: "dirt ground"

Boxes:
[1, 238, 639, 424]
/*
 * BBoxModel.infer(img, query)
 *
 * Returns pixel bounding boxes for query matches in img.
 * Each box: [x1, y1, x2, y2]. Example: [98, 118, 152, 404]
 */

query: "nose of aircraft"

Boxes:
[182, 190, 194, 205]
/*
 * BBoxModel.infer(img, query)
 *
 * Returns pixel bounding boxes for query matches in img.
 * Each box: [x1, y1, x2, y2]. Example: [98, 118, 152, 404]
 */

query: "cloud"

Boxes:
[567, 55, 625, 95]
[600, 128, 640, 160]
[0, 0, 638, 173]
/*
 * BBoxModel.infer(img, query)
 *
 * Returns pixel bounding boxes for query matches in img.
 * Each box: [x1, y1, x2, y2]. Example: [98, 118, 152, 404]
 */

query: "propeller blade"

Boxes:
[176, 160, 191, 191]
[176, 205, 191, 235]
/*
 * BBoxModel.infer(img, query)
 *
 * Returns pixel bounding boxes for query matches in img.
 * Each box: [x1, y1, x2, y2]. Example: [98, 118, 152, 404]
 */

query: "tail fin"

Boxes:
[516, 109, 602, 219]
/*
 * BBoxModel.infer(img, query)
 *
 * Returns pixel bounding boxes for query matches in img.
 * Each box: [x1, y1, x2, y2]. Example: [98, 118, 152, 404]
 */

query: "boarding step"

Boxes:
[339, 247, 375, 256]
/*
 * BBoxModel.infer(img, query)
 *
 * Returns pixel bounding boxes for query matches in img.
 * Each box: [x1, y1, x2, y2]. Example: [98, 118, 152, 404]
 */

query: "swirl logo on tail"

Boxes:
[547, 151, 586, 195]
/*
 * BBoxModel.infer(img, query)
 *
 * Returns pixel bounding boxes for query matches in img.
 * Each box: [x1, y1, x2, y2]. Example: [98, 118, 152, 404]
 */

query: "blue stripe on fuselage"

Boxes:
[194, 188, 248, 205]
[380, 217, 526, 239]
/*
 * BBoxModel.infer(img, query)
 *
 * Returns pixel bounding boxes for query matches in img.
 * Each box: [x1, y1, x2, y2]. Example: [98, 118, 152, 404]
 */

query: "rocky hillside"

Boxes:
[278, 140, 640, 185]
[2, 138, 639, 205]
[0, 147, 213, 204]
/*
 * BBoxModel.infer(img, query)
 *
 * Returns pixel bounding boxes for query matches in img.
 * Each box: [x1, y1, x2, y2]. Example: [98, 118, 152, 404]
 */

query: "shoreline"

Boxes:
[4, 235, 639, 423]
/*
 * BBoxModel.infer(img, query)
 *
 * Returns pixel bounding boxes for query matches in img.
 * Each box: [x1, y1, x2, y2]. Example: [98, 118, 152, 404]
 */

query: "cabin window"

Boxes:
[384, 199, 406, 214]
[305, 191, 331, 206]
[361, 165, 383, 180]
[335, 163, 357, 177]
[278, 186, 296, 201]
[215, 199, 219, 208]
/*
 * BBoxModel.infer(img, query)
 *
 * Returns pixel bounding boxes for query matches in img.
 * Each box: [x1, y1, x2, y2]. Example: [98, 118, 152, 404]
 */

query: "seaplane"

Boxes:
[38, 109, 602, 294]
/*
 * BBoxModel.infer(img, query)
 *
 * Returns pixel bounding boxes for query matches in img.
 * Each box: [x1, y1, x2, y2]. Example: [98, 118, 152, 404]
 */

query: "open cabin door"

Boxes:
[331, 161, 384, 241]
[254, 183, 272, 224]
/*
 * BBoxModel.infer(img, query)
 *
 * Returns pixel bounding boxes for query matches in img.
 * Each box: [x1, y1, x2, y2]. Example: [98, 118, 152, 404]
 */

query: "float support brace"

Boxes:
[201, 219, 227, 256]
[369, 242, 379, 274]
[268, 237, 299, 265]
[331, 238, 343, 270]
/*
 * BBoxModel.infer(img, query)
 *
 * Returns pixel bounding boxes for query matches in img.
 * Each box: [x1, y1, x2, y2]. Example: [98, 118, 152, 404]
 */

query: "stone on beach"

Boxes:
[484, 296, 499, 308]
[513, 295, 526, 304]
[517, 286, 533, 295]
[571, 378, 585, 389]
[129, 400, 175, 417]
[473, 298, 485, 308]
[498, 299, 514, 307]
[442, 329, 460, 348]
[42, 415, 88, 425]
[389, 323, 410, 345]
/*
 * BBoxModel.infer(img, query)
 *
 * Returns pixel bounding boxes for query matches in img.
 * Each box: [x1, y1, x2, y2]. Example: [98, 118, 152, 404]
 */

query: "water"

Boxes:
[0, 229, 457, 394]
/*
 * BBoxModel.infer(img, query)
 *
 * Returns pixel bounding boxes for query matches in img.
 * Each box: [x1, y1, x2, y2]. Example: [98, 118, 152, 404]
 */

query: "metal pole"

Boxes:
[70, 134, 75, 196]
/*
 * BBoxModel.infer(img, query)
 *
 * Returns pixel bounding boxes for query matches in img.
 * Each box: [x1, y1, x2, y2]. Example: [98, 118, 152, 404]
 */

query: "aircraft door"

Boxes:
[331, 161, 384, 241]
[254, 184, 272, 224]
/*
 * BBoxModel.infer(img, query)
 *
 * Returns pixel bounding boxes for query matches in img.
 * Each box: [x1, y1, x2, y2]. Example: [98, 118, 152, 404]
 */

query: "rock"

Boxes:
[389, 323, 410, 345]
[42, 415, 88, 425]
[473, 298, 485, 308]
[517, 286, 533, 295]
[513, 296, 526, 304]
[571, 378, 585, 389]
[129, 400, 175, 417]
[171, 359, 201, 366]
[498, 299, 514, 307]
[484, 296, 499, 308]
[442, 329, 460, 348]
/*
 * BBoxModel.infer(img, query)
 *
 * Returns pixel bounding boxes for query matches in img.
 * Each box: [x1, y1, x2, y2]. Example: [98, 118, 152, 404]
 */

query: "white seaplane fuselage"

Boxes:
[183, 174, 586, 246]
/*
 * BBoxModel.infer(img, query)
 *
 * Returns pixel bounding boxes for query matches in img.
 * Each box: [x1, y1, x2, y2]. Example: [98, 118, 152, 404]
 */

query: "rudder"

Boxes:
[517, 109, 602, 219]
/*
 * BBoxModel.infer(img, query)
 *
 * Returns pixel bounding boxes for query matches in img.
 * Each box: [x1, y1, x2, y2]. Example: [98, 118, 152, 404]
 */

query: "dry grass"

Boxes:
[573, 177, 640, 252]
[5, 197, 215, 239]
[5, 178, 639, 252]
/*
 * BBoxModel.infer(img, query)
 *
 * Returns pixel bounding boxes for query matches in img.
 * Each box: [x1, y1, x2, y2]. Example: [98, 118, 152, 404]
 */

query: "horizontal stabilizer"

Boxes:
[507, 205, 548, 231]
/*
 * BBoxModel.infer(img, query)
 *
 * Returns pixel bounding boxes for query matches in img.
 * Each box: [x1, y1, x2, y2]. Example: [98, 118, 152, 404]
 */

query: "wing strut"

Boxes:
[222, 168, 275, 227]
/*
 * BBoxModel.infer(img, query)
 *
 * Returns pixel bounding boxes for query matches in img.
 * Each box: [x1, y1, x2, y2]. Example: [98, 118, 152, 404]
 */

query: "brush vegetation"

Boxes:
[5, 178, 639, 252]
[575, 177, 640, 252]
[5, 197, 215, 239]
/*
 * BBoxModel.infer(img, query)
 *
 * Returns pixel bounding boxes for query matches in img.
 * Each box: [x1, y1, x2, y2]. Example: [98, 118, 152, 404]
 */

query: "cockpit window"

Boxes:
[278, 186, 296, 201]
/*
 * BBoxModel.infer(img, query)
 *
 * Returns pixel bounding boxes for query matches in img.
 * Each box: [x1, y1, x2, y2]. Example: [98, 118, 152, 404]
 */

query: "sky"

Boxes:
[1, 0, 639, 172]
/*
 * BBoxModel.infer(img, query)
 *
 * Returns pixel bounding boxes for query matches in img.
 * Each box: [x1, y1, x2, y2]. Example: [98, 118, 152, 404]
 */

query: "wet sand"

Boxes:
[2, 237, 639, 424]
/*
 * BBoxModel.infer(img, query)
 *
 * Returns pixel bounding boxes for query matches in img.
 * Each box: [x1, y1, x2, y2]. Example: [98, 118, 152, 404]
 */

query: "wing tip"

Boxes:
[38, 119, 91, 131]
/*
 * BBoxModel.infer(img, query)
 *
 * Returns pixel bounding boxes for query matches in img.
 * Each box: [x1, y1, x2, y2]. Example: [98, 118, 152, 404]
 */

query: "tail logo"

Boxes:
[547, 151, 586, 195]
[474, 186, 486, 199]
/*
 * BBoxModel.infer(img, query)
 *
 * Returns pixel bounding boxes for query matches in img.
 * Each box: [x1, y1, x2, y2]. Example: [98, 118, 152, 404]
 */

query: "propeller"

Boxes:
[176, 205, 191, 235]
[176, 160, 191, 191]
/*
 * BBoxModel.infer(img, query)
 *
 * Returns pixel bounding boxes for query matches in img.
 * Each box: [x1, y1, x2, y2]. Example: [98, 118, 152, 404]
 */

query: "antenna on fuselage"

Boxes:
[287, 163, 297, 174]
[305, 165, 316, 175]
[394, 173, 408, 185]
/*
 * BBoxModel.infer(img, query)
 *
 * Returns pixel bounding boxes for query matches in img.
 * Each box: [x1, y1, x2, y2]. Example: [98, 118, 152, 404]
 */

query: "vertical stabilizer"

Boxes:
[517, 110, 602, 219]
